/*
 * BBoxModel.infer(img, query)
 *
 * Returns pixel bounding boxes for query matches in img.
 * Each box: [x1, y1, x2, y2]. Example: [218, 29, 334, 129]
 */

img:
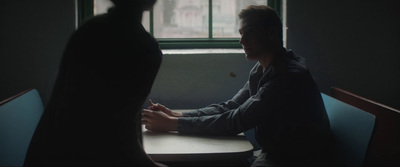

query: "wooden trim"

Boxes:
[0, 89, 33, 106]
[330, 86, 400, 166]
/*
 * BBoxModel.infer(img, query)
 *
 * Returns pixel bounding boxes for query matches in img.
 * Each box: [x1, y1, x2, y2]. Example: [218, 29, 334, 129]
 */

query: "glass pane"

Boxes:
[142, 11, 151, 32]
[153, 0, 209, 38]
[94, 0, 113, 15]
[212, 0, 268, 38]
[93, 0, 150, 32]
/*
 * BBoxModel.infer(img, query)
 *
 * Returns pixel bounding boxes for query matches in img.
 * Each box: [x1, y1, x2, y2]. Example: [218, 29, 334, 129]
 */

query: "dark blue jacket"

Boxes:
[178, 49, 334, 165]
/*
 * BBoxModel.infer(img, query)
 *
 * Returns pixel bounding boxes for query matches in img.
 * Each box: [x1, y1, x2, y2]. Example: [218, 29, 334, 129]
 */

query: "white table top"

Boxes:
[142, 110, 254, 162]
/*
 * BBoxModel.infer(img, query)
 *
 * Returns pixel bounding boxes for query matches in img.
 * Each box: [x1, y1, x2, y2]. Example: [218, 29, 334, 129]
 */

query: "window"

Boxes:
[78, 0, 282, 49]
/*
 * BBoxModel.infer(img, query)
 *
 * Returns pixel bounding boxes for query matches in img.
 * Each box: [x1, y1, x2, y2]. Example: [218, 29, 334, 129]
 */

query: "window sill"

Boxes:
[161, 49, 244, 55]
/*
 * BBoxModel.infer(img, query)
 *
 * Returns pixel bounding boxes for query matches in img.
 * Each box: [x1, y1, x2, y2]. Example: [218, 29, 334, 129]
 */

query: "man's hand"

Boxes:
[142, 109, 178, 132]
[147, 99, 183, 117]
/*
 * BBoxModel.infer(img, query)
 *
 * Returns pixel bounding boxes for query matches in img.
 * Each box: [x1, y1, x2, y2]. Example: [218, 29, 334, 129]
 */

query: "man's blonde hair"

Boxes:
[239, 5, 282, 40]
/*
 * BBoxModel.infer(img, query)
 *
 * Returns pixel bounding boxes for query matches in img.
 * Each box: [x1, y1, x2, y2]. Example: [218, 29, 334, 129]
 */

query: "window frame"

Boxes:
[77, 0, 282, 49]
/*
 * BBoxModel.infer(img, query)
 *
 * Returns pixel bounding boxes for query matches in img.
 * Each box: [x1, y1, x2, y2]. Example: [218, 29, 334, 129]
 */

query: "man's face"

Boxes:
[239, 16, 271, 61]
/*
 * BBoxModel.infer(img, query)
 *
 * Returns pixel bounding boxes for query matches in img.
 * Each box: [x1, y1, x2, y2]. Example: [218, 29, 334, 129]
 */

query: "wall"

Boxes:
[0, 0, 399, 110]
[148, 50, 255, 109]
[0, 0, 254, 109]
[151, 0, 400, 109]
[0, 0, 75, 105]
[286, 0, 400, 109]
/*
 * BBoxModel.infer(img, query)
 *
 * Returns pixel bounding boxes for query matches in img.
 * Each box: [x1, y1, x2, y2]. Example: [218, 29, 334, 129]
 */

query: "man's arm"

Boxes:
[141, 82, 254, 133]
[177, 86, 280, 136]
[142, 76, 290, 134]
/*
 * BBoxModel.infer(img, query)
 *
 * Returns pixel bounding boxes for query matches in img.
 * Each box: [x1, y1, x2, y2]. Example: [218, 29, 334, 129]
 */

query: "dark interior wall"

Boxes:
[286, 0, 400, 109]
[148, 53, 255, 109]
[0, 0, 75, 105]
[1, 0, 399, 110]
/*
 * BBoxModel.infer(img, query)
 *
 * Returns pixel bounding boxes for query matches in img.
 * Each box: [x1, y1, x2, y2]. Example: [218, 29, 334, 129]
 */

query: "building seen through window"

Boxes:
[93, 0, 269, 39]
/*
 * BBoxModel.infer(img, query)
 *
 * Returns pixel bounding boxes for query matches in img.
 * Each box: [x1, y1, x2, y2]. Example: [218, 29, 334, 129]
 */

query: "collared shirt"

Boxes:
[177, 49, 333, 163]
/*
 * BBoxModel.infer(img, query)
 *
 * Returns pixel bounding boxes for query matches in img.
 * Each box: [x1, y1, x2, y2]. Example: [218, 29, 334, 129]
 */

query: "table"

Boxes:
[142, 110, 254, 163]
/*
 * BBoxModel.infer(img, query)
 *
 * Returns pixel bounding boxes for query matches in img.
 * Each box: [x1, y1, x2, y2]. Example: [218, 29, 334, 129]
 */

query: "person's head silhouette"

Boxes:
[111, 0, 157, 11]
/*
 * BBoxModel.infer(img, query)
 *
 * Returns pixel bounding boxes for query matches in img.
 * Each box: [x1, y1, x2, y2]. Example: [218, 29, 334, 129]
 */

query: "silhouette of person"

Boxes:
[142, 5, 337, 166]
[24, 0, 162, 166]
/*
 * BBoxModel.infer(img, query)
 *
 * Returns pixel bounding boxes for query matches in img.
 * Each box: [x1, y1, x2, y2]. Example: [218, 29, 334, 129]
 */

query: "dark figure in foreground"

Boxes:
[142, 5, 337, 166]
[25, 0, 162, 166]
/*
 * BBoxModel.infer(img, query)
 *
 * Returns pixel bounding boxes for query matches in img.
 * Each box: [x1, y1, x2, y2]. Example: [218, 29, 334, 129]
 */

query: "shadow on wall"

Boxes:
[148, 53, 256, 109]
[286, 0, 400, 109]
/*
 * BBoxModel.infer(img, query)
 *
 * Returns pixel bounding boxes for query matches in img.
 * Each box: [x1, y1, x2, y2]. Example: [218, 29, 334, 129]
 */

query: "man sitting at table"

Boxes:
[142, 5, 337, 166]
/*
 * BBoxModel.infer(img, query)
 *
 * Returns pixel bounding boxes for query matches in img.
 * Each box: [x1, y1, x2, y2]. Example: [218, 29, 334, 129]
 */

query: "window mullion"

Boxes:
[77, 0, 94, 26]
[84, 0, 282, 49]
[268, 0, 281, 16]
[150, 10, 154, 36]
[208, 0, 213, 39]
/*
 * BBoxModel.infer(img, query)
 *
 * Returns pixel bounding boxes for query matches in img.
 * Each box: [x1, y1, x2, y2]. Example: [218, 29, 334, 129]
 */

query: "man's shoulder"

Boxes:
[262, 51, 314, 90]
[274, 50, 308, 75]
